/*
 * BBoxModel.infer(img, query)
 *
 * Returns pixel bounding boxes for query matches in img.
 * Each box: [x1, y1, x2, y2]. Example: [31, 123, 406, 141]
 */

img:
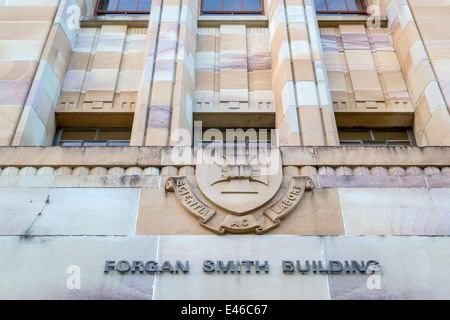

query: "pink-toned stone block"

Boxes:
[0, 80, 31, 106]
[442, 167, 450, 176]
[318, 166, 335, 176]
[335, 166, 352, 175]
[371, 166, 388, 176]
[406, 166, 424, 176]
[318, 175, 427, 188]
[353, 166, 371, 176]
[148, 105, 171, 129]
[424, 166, 442, 175]
[0, 60, 38, 81]
[388, 166, 406, 176]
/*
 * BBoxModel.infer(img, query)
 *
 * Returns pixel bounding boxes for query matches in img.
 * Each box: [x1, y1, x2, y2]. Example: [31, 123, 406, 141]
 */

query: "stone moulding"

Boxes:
[165, 176, 313, 235]
[0, 146, 449, 167]
[0, 147, 449, 188]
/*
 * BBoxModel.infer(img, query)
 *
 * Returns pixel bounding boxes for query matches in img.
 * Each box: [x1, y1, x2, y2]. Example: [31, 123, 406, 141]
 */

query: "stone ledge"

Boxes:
[0, 146, 448, 168]
[318, 175, 428, 188]
[79, 15, 149, 28]
[317, 15, 388, 28]
[197, 15, 269, 28]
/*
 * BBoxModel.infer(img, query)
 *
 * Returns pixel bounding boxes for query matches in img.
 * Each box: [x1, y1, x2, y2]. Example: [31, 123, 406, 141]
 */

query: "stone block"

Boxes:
[0, 80, 31, 106]
[0, 188, 51, 235]
[323, 236, 450, 299]
[155, 236, 329, 299]
[339, 188, 450, 235]
[25, 188, 140, 236]
[11, 105, 48, 146]
[0, 236, 157, 299]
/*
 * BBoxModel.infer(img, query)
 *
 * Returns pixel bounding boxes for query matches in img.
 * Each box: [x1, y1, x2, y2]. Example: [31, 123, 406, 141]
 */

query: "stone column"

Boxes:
[387, 0, 450, 145]
[267, 0, 339, 146]
[131, 0, 164, 146]
[219, 24, 249, 110]
[0, 0, 76, 146]
[169, 0, 197, 146]
[289, 0, 325, 146]
[132, 0, 198, 147]
[12, 0, 80, 146]
[267, 0, 301, 146]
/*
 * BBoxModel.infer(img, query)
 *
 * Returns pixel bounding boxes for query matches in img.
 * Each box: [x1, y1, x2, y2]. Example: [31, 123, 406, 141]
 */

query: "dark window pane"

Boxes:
[60, 130, 96, 141]
[56, 128, 132, 146]
[314, 0, 328, 11]
[328, 0, 347, 11]
[338, 127, 413, 147]
[98, 130, 132, 140]
[118, 0, 137, 11]
[339, 131, 372, 141]
[203, 0, 222, 11]
[137, 0, 152, 11]
[243, 0, 261, 11]
[224, 0, 242, 11]
[373, 131, 409, 141]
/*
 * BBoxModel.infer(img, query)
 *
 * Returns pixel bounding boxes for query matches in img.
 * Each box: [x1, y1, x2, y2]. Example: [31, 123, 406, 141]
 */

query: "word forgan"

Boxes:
[104, 260, 381, 274]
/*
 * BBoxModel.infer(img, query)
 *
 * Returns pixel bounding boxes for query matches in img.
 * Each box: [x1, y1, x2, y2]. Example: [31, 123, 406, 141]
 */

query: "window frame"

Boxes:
[200, 0, 265, 15]
[338, 128, 416, 147]
[54, 128, 132, 147]
[94, 0, 151, 16]
[315, 0, 369, 15]
[198, 128, 274, 148]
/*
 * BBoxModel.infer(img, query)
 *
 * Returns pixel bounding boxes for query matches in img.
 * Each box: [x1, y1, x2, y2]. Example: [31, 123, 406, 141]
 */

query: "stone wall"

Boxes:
[0, 0, 449, 300]
[0, 146, 448, 236]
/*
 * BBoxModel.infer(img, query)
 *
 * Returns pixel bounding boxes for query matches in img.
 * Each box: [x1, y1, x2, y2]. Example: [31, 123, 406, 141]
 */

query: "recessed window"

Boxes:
[338, 128, 415, 147]
[314, 0, 368, 15]
[95, 0, 151, 15]
[200, 128, 273, 148]
[54, 128, 132, 146]
[201, 0, 264, 15]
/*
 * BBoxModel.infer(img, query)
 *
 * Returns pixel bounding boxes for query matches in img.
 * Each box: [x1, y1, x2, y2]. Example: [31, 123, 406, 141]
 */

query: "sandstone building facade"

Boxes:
[0, 0, 449, 299]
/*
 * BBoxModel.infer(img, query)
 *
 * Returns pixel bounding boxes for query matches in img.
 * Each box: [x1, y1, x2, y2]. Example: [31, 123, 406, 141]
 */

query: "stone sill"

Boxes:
[317, 15, 388, 28]
[79, 15, 269, 28]
[78, 14, 386, 29]
[197, 15, 268, 28]
[80, 15, 149, 28]
[0, 146, 448, 167]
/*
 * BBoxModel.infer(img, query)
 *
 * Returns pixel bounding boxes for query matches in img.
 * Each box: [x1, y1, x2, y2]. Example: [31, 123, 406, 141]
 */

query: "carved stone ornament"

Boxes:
[165, 148, 313, 234]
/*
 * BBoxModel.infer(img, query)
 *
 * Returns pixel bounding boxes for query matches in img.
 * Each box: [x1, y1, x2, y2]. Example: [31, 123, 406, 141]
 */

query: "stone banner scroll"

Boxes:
[165, 177, 217, 225]
[263, 176, 313, 224]
[166, 176, 313, 235]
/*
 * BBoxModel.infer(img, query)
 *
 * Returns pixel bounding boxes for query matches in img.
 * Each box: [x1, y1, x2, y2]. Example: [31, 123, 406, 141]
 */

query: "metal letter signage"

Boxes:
[166, 148, 313, 234]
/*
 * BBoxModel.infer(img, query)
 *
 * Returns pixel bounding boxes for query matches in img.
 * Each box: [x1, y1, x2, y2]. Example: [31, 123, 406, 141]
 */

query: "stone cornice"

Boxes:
[0, 146, 448, 168]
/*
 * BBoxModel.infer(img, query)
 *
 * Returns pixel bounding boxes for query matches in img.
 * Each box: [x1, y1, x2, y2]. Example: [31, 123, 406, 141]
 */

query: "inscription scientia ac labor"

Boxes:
[166, 148, 313, 234]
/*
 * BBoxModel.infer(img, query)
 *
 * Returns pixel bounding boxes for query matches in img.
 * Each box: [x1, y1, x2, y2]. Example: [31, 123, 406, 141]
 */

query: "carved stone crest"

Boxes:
[166, 147, 313, 234]
[196, 148, 283, 215]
